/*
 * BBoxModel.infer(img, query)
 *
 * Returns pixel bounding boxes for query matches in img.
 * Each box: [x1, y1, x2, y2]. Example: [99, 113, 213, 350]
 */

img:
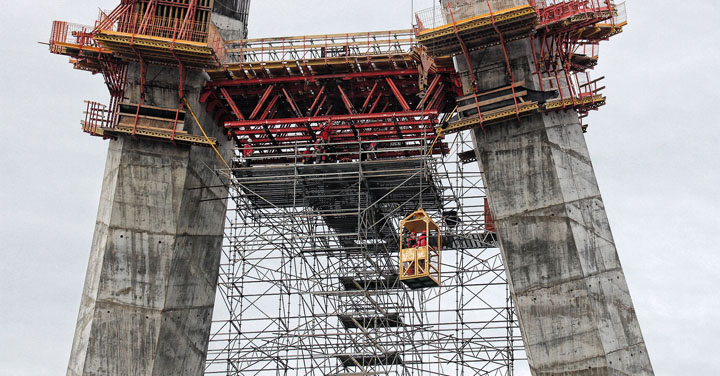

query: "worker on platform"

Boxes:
[418, 231, 427, 247]
[301, 147, 314, 164]
[406, 232, 418, 248]
[443, 210, 459, 229]
[404, 232, 418, 277]
[242, 142, 254, 167]
[316, 123, 332, 163]
[416, 231, 428, 275]
[368, 134, 379, 160]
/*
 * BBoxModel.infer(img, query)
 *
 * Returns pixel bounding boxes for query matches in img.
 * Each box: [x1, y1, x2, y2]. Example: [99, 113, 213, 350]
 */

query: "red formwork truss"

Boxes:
[49, 0, 627, 147]
[413, 0, 626, 132]
[530, 1, 626, 126]
[202, 43, 460, 158]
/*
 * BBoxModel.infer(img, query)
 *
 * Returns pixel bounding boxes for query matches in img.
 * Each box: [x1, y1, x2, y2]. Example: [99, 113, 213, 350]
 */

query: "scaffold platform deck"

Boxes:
[94, 30, 220, 68]
[415, 4, 538, 57]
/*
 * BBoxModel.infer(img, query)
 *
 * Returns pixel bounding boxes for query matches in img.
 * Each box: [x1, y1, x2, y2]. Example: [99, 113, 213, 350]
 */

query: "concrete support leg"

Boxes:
[67, 64, 232, 375]
[473, 111, 654, 375]
[441, 0, 655, 374]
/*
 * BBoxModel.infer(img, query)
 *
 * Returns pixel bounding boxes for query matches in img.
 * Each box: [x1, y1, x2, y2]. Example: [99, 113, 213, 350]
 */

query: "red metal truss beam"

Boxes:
[281, 88, 304, 118]
[220, 83, 420, 100]
[241, 133, 438, 145]
[337, 85, 357, 114]
[260, 94, 281, 120]
[220, 87, 245, 120]
[226, 110, 438, 128]
[368, 94, 383, 114]
[210, 69, 423, 87]
[425, 83, 447, 112]
[361, 82, 379, 113]
[313, 96, 328, 117]
[384, 77, 410, 112]
[308, 86, 326, 116]
[199, 89, 214, 104]
[249, 85, 274, 119]
[416, 74, 442, 110]
[231, 120, 436, 136]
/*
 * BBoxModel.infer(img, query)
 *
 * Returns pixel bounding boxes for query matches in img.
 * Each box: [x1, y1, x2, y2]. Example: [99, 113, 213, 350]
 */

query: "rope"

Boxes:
[183, 97, 231, 171]
[426, 132, 441, 157]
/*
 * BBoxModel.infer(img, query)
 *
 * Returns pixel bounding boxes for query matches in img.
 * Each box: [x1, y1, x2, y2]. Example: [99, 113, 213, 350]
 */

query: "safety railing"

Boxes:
[574, 42, 600, 58]
[533, 0, 614, 27]
[573, 71, 604, 99]
[224, 30, 415, 64]
[414, 1, 540, 34]
[414, 5, 451, 33]
[540, 69, 605, 111]
[602, 1, 627, 26]
[81, 100, 116, 136]
[112, 15, 210, 43]
[415, 2, 506, 34]
[49, 21, 97, 53]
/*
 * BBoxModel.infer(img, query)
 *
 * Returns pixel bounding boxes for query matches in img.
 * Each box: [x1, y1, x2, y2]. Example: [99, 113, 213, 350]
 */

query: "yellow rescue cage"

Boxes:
[399, 208, 441, 289]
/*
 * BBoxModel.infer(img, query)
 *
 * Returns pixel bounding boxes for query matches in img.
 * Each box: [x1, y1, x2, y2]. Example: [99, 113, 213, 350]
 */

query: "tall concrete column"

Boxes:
[67, 5, 246, 375]
[444, 0, 654, 374]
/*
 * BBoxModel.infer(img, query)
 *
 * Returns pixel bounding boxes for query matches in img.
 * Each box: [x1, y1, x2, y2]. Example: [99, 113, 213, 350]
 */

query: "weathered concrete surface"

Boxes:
[67, 64, 232, 376]
[212, 0, 249, 40]
[67, 12, 244, 375]
[445, 0, 655, 374]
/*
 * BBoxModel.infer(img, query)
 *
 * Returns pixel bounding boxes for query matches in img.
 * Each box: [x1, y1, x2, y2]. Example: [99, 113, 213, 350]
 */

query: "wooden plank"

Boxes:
[455, 80, 526, 102]
[115, 121, 188, 134]
[457, 91, 528, 113]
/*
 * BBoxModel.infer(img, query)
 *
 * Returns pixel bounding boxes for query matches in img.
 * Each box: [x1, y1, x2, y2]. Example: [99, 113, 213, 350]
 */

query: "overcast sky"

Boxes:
[1, 1, 718, 375]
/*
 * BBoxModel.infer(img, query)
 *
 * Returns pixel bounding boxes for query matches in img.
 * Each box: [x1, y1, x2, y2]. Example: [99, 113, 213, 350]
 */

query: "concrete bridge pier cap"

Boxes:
[443, 0, 655, 375]
[66, 2, 246, 375]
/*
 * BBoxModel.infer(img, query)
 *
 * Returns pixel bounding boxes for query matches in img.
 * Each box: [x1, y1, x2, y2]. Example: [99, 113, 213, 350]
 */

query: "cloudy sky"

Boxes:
[1, 0, 718, 375]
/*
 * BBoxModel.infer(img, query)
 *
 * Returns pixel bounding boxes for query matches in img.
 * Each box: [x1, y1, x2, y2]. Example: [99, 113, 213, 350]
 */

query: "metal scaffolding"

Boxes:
[205, 134, 525, 376]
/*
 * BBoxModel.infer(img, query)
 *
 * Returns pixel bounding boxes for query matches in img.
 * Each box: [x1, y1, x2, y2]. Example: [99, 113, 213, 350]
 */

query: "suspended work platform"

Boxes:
[399, 208, 441, 289]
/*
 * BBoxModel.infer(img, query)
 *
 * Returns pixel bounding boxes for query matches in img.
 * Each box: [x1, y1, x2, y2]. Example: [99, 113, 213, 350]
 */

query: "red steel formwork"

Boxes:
[414, 0, 626, 133]
[200, 31, 461, 161]
[50, 0, 626, 145]
[530, 1, 626, 125]
[208, 66, 459, 160]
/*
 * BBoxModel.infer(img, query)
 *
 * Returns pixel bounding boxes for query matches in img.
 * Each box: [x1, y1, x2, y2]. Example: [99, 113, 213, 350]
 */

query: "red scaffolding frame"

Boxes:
[49, 0, 627, 145]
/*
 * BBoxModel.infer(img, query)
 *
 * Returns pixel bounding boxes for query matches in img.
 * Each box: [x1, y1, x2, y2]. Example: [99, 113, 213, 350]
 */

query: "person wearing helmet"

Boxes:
[368, 134, 379, 160]
[242, 142, 254, 167]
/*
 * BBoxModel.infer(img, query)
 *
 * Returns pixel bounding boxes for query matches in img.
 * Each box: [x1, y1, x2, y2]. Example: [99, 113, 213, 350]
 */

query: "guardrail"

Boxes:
[223, 30, 415, 65]
[49, 21, 97, 53]
[81, 100, 115, 136]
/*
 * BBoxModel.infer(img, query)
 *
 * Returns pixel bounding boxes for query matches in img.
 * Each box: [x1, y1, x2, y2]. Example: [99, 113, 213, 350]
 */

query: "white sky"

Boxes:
[1, 0, 718, 375]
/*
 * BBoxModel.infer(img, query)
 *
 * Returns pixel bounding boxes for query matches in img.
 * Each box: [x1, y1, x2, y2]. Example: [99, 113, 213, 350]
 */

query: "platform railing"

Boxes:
[81, 100, 115, 136]
[224, 30, 415, 65]
[49, 21, 97, 53]
[534, 0, 614, 26]
[414, 5, 452, 34]
[414, 1, 537, 34]
[604, 1, 627, 26]
[111, 15, 210, 43]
